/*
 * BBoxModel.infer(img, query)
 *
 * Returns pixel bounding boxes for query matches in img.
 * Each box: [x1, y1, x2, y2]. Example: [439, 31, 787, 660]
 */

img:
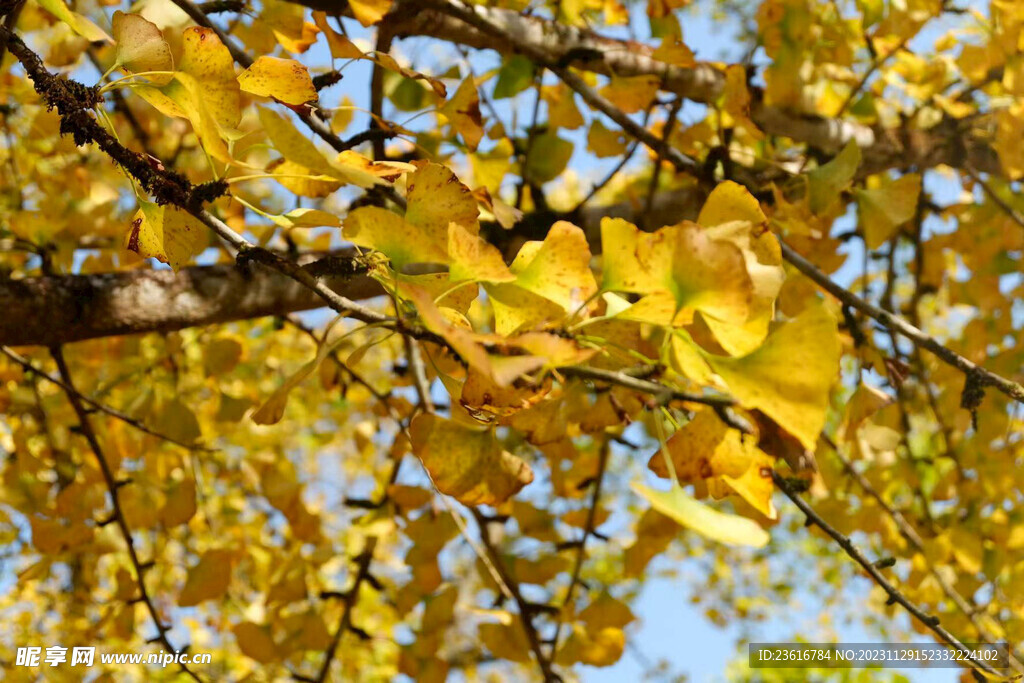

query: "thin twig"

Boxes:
[549, 438, 610, 657]
[314, 538, 378, 683]
[469, 507, 560, 681]
[772, 471, 1004, 678]
[778, 239, 1024, 404]
[825, 435, 1024, 672]
[50, 347, 202, 683]
[429, 0, 697, 174]
[2, 346, 216, 452]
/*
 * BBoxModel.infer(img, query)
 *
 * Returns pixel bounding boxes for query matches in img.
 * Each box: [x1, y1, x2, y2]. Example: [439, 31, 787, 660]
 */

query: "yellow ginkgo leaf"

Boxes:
[233, 622, 279, 664]
[251, 326, 351, 425]
[111, 11, 173, 85]
[410, 414, 534, 505]
[123, 201, 206, 271]
[600, 217, 754, 326]
[856, 173, 921, 249]
[479, 621, 532, 663]
[448, 222, 515, 283]
[698, 179, 767, 228]
[402, 284, 543, 385]
[808, 139, 861, 213]
[632, 483, 770, 547]
[648, 409, 754, 481]
[839, 382, 893, 442]
[259, 105, 333, 174]
[512, 221, 597, 312]
[599, 75, 661, 114]
[556, 625, 626, 667]
[38, 0, 110, 42]
[588, 119, 627, 158]
[178, 26, 241, 131]
[439, 77, 484, 151]
[348, 0, 393, 26]
[178, 549, 233, 606]
[406, 162, 481, 239]
[703, 304, 840, 451]
[485, 281, 567, 336]
[313, 11, 365, 59]
[344, 207, 448, 269]
[710, 447, 777, 520]
[270, 159, 342, 197]
[238, 56, 318, 106]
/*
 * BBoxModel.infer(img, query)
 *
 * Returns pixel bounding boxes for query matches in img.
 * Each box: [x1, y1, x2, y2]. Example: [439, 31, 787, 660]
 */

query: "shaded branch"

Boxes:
[826, 435, 1024, 672]
[779, 239, 1024, 404]
[772, 471, 1004, 678]
[50, 346, 202, 682]
[1, 346, 216, 451]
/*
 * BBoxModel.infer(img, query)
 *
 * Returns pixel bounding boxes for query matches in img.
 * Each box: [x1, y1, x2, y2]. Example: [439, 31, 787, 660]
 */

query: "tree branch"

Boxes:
[0, 255, 381, 347]
[1, 346, 216, 451]
[385, 0, 1000, 177]
[772, 471, 1004, 678]
[50, 346, 203, 682]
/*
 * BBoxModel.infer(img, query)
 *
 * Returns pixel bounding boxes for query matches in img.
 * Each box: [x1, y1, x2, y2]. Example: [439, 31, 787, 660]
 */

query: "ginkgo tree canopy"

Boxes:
[1, 0, 1023, 680]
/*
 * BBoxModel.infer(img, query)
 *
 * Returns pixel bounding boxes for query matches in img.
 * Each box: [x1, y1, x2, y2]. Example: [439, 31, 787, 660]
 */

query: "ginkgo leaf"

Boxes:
[511, 221, 597, 312]
[233, 621, 279, 664]
[402, 283, 543, 384]
[260, 107, 388, 189]
[177, 27, 241, 131]
[808, 140, 861, 213]
[410, 414, 534, 505]
[651, 38, 696, 66]
[139, 27, 241, 164]
[588, 119, 627, 158]
[406, 162, 480, 239]
[439, 77, 483, 150]
[479, 620, 531, 663]
[857, 173, 921, 249]
[252, 328, 350, 425]
[178, 549, 233, 606]
[600, 217, 754, 325]
[349, 0, 393, 26]
[525, 131, 573, 183]
[111, 12, 173, 85]
[599, 75, 661, 114]
[648, 410, 755, 481]
[161, 477, 197, 527]
[238, 56, 318, 106]
[269, 159, 342, 197]
[123, 201, 206, 271]
[38, 0, 110, 42]
[703, 304, 840, 451]
[632, 483, 770, 547]
[556, 625, 626, 667]
[313, 11, 366, 59]
[259, 106, 334, 173]
[344, 206, 448, 269]
[578, 593, 636, 630]
[448, 222, 515, 283]
[839, 383, 893, 442]
[485, 282, 567, 336]
[269, 208, 342, 229]
[698, 180, 767, 228]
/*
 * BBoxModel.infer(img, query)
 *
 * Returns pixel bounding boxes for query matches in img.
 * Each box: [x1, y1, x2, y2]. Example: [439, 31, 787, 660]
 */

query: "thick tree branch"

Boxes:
[387, 0, 999, 177]
[0, 256, 381, 347]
